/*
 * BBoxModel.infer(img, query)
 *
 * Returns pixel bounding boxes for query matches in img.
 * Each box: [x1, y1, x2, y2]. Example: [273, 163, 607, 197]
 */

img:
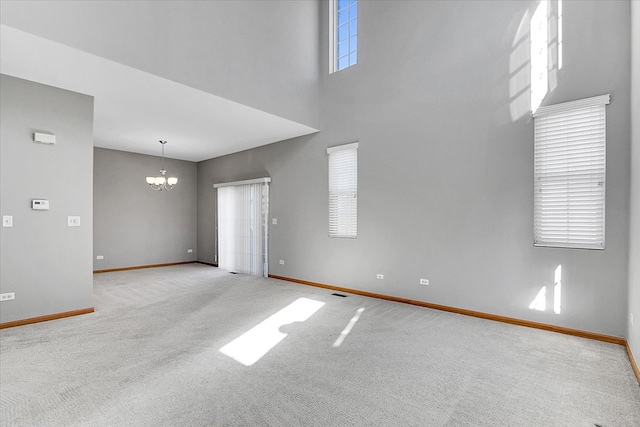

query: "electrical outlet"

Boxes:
[420, 279, 429, 285]
[0, 292, 15, 302]
[2, 216, 13, 227]
[67, 216, 81, 227]
[279, 260, 285, 265]
[272, 218, 278, 225]
[96, 255, 104, 260]
[187, 249, 193, 253]
[376, 274, 384, 279]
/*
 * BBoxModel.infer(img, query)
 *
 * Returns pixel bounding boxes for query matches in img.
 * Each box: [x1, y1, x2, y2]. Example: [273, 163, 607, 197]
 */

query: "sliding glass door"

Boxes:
[216, 179, 269, 277]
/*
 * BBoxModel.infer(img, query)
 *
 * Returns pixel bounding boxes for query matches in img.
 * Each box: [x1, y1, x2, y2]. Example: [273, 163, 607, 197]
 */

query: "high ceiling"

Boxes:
[0, 25, 319, 162]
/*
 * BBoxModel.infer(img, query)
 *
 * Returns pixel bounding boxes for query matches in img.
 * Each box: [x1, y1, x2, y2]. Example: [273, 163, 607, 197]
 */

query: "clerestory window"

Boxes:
[330, 0, 358, 73]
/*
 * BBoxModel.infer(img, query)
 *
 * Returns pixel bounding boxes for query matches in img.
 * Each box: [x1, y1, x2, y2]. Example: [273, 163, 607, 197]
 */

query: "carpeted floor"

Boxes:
[1, 264, 639, 426]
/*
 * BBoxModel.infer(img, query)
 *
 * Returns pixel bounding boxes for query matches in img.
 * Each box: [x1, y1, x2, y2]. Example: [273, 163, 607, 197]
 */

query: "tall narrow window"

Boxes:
[533, 95, 610, 250]
[328, 143, 358, 238]
[215, 178, 270, 276]
[330, 0, 358, 73]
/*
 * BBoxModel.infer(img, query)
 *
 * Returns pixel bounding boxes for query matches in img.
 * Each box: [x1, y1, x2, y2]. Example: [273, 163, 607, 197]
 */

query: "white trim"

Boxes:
[213, 177, 271, 188]
[327, 142, 359, 154]
[532, 94, 610, 117]
[329, 0, 337, 74]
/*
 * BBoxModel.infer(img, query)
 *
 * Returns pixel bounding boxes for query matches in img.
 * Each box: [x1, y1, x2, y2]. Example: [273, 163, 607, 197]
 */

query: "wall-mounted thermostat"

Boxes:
[32, 199, 49, 210]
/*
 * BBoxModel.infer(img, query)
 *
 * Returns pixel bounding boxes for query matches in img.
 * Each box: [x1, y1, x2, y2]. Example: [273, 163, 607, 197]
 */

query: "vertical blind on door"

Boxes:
[532, 94, 609, 250]
[328, 142, 358, 238]
[216, 178, 270, 276]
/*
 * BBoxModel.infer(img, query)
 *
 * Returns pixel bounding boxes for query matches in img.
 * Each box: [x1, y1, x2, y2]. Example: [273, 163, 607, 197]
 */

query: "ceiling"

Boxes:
[0, 25, 319, 162]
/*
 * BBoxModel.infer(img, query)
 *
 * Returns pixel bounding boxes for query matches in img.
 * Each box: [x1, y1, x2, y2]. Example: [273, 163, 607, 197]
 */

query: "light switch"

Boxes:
[67, 216, 81, 227]
[2, 216, 13, 227]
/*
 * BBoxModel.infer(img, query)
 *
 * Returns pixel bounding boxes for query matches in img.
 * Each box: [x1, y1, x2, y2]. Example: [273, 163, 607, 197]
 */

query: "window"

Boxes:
[330, 0, 358, 73]
[533, 94, 610, 250]
[328, 143, 358, 238]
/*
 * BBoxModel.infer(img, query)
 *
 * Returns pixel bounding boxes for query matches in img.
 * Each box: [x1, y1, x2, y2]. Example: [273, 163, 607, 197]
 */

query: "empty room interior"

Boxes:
[1, 0, 640, 425]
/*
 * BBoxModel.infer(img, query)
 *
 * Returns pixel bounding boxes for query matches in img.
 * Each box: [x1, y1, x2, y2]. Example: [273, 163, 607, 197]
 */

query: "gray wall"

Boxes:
[94, 148, 197, 270]
[0, 74, 94, 323]
[629, 0, 640, 364]
[0, 0, 320, 128]
[198, 0, 631, 337]
[197, 135, 318, 265]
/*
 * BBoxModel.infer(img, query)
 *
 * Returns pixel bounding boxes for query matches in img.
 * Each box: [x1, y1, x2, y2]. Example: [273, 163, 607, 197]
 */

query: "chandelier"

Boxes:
[145, 140, 178, 191]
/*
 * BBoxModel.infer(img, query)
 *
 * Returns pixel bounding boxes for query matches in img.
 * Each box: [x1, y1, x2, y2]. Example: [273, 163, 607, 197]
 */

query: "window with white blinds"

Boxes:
[533, 94, 610, 250]
[328, 142, 358, 238]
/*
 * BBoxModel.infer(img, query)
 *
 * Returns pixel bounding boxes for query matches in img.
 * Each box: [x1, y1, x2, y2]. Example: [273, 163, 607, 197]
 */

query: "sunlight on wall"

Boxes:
[553, 264, 562, 314]
[530, 0, 549, 113]
[220, 297, 325, 366]
[529, 286, 547, 311]
[529, 264, 562, 314]
[509, 0, 563, 121]
[509, 9, 532, 121]
[333, 307, 365, 348]
[557, 0, 563, 70]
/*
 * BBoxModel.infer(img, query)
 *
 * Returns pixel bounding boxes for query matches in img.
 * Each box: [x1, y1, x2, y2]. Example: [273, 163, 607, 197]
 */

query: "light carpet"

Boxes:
[1, 264, 639, 426]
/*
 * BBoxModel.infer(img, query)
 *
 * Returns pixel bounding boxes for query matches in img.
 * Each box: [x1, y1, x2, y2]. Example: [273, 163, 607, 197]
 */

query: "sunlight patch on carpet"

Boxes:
[220, 297, 325, 366]
[333, 307, 365, 348]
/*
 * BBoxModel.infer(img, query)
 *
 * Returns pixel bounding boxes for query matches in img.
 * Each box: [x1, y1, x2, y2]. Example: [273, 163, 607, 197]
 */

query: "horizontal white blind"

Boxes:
[534, 96, 608, 250]
[328, 143, 358, 238]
